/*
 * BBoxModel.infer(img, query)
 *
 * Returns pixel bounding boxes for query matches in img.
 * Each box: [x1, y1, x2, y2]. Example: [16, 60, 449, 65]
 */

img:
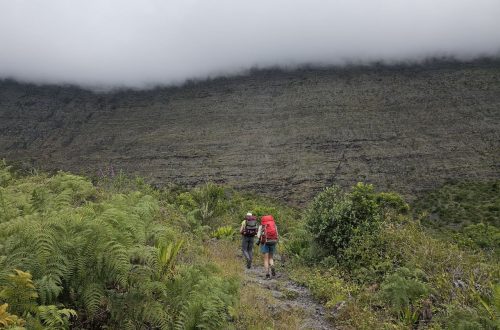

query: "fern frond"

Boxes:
[53, 189, 73, 209]
[81, 283, 104, 318]
[35, 275, 63, 305]
[141, 302, 171, 330]
[102, 240, 129, 286]
[37, 305, 76, 329]
[30, 222, 59, 262]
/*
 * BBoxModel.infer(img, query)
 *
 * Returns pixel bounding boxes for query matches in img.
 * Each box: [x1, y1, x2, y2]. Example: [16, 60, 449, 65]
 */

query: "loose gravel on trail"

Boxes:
[244, 265, 334, 330]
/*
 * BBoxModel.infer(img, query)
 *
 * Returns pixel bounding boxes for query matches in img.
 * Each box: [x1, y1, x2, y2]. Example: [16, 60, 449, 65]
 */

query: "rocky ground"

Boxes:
[243, 265, 334, 329]
[1, 59, 499, 204]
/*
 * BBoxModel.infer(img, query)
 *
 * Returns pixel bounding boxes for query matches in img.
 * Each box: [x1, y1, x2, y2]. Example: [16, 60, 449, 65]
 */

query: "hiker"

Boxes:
[240, 212, 258, 269]
[257, 214, 279, 279]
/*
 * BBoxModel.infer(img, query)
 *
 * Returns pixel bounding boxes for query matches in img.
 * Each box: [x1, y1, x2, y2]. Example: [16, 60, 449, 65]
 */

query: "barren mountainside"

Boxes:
[1, 60, 499, 204]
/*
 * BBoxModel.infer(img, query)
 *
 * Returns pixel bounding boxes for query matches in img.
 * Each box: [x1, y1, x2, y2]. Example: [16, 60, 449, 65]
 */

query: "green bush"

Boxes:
[376, 191, 410, 215]
[305, 183, 382, 259]
[341, 227, 394, 282]
[280, 225, 312, 261]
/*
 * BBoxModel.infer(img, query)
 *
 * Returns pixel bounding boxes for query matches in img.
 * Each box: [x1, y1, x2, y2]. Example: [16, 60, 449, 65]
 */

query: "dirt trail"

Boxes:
[243, 265, 334, 330]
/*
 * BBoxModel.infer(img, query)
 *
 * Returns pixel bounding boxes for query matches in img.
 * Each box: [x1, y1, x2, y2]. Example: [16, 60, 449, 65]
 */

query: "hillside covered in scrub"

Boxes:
[1, 59, 499, 204]
[0, 162, 498, 329]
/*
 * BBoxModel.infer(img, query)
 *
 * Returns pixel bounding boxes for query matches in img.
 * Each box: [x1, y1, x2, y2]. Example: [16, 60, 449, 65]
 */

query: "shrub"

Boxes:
[280, 226, 312, 261]
[305, 183, 381, 258]
[341, 227, 394, 282]
[376, 191, 410, 215]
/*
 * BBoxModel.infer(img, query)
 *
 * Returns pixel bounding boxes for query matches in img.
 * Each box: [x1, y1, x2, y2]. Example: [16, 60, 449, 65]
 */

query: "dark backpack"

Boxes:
[260, 215, 278, 245]
[243, 215, 258, 236]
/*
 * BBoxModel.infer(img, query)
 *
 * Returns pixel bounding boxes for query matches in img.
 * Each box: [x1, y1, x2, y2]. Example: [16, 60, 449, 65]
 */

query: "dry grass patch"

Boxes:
[234, 284, 303, 330]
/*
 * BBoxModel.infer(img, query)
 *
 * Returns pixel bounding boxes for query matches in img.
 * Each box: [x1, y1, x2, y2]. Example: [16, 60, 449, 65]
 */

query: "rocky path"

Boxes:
[243, 265, 334, 330]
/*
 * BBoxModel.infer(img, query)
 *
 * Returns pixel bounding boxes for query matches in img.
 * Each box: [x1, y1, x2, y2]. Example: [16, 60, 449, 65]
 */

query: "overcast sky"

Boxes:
[1, 0, 499, 88]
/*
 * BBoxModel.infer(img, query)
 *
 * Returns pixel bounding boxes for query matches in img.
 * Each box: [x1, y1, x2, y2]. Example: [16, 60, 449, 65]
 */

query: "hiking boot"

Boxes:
[271, 267, 276, 277]
[265, 273, 271, 280]
[246, 259, 251, 269]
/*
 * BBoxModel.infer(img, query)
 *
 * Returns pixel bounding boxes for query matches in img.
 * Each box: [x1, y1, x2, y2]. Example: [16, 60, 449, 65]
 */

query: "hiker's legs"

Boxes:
[260, 244, 273, 277]
[269, 247, 276, 276]
[263, 253, 269, 273]
[241, 237, 251, 261]
[247, 237, 254, 263]
[242, 236, 253, 268]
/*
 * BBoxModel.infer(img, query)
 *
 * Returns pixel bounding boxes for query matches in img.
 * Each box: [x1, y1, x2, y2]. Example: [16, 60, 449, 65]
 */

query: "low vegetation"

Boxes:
[286, 182, 499, 329]
[1, 160, 498, 329]
[414, 180, 500, 261]
[1, 163, 236, 329]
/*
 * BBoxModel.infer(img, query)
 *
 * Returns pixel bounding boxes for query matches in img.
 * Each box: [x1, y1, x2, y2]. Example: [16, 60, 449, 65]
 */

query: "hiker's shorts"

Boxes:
[260, 243, 276, 255]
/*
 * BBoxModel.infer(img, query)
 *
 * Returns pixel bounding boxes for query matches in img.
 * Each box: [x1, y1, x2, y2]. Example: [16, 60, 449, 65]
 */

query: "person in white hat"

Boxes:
[240, 212, 258, 269]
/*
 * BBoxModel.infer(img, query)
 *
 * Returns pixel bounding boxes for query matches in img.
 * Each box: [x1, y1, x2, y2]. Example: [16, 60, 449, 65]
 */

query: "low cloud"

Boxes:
[1, 0, 499, 88]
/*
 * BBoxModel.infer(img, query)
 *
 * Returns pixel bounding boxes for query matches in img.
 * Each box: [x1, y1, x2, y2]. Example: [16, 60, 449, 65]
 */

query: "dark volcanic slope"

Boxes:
[1, 61, 499, 204]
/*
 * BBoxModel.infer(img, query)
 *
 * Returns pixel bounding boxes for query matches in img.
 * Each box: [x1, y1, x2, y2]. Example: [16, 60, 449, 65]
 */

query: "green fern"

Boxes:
[37, 305, 76, 329]
[378, 267, 429, 324]
[0, 166, 239, 329]
[35, 275, 63, 305]
[81, 283, 104, 319]
[169, 265, 238, 329]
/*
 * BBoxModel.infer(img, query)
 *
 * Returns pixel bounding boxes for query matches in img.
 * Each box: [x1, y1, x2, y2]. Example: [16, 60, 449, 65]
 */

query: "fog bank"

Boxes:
[1, 0, 499, 88]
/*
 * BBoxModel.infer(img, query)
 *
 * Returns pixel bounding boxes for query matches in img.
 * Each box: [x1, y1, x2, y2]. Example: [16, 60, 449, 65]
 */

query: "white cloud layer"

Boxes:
[1, 0, 499, 88]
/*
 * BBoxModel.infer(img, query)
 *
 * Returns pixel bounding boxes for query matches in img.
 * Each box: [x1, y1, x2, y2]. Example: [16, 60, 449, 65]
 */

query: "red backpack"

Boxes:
[260, 215, 278, 245]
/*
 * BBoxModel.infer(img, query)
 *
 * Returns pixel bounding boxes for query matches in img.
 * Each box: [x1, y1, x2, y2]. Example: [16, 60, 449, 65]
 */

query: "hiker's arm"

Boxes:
[256, 225, 262, 245]
[257, 225, 262, 238]
[239, 221, 245, 234]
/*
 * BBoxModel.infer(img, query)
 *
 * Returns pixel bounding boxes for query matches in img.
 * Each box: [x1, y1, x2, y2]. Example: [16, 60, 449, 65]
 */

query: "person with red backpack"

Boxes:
[257, 214, 279, 279]
[240, 212, 258, 269]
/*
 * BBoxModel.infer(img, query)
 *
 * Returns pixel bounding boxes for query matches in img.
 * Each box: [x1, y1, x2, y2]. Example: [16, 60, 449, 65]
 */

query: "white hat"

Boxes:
[246, 212, 252, 216]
